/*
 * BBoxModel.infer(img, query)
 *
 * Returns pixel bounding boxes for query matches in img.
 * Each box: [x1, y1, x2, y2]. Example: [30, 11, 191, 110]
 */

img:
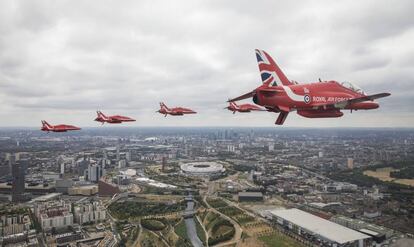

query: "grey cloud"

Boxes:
[0, 0, 413, 127]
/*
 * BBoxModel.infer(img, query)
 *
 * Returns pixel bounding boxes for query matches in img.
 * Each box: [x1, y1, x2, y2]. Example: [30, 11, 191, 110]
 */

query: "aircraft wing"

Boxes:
[259, 88, 284, 93]
[229, 88, 286, 102]
[112, 115, 129, 120]
[318, 93, 391, 109]
[228, 91, 255, 102]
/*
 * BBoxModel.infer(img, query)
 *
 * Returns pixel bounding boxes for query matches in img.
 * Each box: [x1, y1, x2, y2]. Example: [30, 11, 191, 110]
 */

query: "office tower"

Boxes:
[11, 154, 25, 202]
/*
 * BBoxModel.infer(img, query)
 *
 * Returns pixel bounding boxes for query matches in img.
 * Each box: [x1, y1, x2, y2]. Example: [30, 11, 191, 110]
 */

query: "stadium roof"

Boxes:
[270, 208, 370, 244]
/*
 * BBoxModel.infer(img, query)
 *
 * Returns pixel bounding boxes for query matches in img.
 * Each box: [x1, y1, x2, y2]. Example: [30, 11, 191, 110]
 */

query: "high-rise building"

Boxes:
[116, 145, 120, 162]
[74, 201, 106, 224]
[126, 151, 131, 162]
[347, 158, 354, 170]
[319, 151, 324, 158]
[118, 160, 126, 169]
[86, 164, 104, 182]
[0, 213, 31, 236]
[11, 154, 26, 202]
[162, 157, 167, 171]
[101, 158, 107, 169]
[60, 163, 65, 177]
[77, 156, 89, 176]
[268, 143, 274, 152]
[34, 200, 73, 231]
[103, 149, 108, 160]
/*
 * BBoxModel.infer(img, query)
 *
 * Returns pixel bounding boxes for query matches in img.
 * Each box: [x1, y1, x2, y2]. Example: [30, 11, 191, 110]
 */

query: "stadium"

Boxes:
[180, 162, 225, 177]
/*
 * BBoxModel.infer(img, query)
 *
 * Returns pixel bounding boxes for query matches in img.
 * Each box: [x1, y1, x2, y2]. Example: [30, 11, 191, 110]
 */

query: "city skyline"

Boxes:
[1, 2, 414, 246]
[1, 124, 413, 246]
[0, 1, 413, 127]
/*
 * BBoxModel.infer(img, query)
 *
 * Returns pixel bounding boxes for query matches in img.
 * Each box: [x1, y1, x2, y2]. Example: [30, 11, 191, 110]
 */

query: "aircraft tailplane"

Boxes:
[255, 49, 294, 87]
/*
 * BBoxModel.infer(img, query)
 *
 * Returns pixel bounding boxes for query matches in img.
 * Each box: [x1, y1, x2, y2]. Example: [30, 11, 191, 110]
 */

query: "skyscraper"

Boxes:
[116, 145, 120, 162]
[60, 163, 65, 177]
[162, 156, 167, 172]
[10, 154, 26, 202]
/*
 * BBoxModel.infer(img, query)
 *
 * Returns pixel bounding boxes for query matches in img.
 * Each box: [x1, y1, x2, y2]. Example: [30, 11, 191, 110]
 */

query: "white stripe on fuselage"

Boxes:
[281, 85, 304, 102]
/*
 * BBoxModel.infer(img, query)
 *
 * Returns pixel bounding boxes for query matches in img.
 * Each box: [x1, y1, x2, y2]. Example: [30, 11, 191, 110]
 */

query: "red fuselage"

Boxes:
[158, 107, 196, 116]
[253, 81, 378, 118]
[41, 124, 81, 132]
[94, 113, 135, 124]
[226, 103, 264, 113]
[229, 49, 390, 125]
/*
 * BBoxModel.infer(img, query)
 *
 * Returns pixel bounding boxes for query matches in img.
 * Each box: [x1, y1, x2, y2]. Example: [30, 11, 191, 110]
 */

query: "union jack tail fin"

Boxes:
[41, 120, 52, 130]
[255, 49, 293, 87]
[230, 102, 238, 108]
[160, 102, 169, 111]
[97, 111, 107, 119]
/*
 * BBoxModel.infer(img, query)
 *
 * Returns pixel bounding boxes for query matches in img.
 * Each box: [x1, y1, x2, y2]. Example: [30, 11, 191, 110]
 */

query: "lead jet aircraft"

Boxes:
[94, 111, 135, 124]
[225, 101, 264, 114]
[157, 102, 197, 117]
[228, 49, 391, 125]
[41, 120, 81, 132]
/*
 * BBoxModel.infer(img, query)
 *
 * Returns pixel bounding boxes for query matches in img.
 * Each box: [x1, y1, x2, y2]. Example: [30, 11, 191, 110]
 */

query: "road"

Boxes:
[132, 223, 143, 247]
[196, 215, 209, 247]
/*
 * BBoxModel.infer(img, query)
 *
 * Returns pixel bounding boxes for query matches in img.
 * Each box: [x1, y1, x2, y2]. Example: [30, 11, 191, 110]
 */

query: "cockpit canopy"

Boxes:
[340, 81, 366, 95]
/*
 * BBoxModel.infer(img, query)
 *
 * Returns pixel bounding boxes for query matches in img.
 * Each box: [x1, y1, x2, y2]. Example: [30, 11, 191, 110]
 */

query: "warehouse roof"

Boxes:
[238, 192, 263, 197]
[270, 208, 370, 244]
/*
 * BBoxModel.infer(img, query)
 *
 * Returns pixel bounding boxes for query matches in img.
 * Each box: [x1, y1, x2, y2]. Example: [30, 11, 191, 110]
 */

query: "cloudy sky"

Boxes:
[0, 0, 413, 127]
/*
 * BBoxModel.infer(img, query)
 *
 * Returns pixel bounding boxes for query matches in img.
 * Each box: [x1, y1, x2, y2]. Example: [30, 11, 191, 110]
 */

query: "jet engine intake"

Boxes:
[252, 93, 259, 105]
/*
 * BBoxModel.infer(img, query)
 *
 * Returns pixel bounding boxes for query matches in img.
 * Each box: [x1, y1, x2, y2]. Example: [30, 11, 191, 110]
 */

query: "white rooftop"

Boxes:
[270, 208, 370, 244]
[31, 193, 62, 202]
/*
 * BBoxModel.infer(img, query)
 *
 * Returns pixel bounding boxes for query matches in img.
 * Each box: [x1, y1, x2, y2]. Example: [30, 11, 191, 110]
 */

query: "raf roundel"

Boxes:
[304, 94, 311, 104]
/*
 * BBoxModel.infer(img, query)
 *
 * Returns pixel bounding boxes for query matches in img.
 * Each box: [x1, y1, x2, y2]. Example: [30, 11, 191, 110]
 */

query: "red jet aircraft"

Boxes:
[41, 120, 81, 132]
[94, 111, 136, 124]
[229, 49, 391, 125]
[157, 102, 197, 117]
[225, 101, 264, 114]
